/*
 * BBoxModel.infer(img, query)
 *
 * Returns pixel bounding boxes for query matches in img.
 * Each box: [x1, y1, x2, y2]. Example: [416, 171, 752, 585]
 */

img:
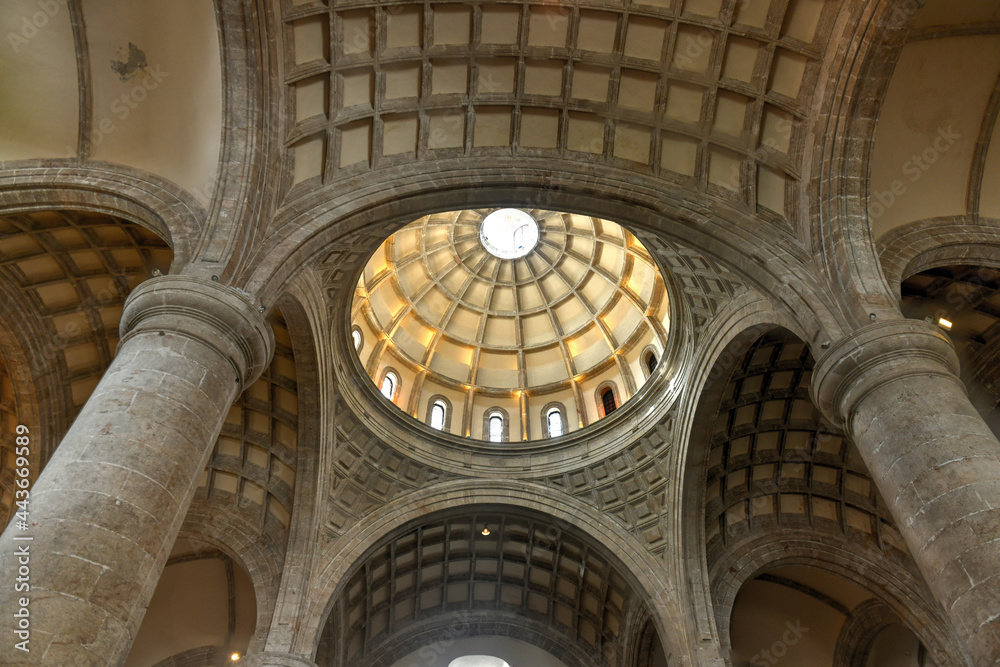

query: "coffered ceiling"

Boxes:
[282, 0, 833, 223]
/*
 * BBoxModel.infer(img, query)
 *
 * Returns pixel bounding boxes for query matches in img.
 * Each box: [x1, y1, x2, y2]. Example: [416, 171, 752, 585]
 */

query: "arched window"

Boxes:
[547, 407, 564, 438]
[351, 328, 362, 350]
[483, 407, 510, 442]
[430, 401, 446, 430]
[601, 387, 617, 415]
[488, 413, 504, 443]
[640, 345, 659, 379]
[380, 371, 398, 401]
[424, 395, 452, 432]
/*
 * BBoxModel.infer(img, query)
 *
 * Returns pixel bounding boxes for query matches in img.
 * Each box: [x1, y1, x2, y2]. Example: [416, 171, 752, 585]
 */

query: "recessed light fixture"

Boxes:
[481, 526, 490, 536]
[938, 317, 953, 330]
[231, 652, 240, 662]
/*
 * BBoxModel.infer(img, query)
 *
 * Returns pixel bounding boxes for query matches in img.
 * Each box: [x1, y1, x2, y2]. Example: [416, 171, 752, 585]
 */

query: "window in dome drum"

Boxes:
[381, 372, 397, 400]
[602, 388, 617, 415]
[489, 413, 503, 442]
[547, 408, 563, 437]
[430, 402, 446, 430]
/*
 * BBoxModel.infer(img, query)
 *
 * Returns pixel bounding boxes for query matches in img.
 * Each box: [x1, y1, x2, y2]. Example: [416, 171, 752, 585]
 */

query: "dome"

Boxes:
[351, 208, 671, 442]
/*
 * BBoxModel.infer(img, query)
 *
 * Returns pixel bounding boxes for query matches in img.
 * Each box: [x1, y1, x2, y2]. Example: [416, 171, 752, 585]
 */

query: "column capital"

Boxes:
[120, 275, 275, 388]
[811, 319, 962, 429]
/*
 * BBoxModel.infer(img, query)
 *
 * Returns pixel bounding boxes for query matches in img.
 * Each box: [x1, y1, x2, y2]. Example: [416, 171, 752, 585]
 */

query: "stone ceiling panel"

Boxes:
[279, 0, 833, 225]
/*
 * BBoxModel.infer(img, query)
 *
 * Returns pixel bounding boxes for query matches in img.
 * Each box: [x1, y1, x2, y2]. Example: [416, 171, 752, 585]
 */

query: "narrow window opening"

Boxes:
[547, 408, 564, 438]
[381, 372, 397, 400]
[646, 351, 657, 375]
[352, 329, 362, 350]
[488, 413, 504, 442]
[602, 388, 617, 415]
[430, 401, 446, 430]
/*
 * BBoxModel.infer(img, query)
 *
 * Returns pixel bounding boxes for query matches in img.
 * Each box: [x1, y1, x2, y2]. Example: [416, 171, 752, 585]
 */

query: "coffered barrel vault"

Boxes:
[281, 0, 830, 219]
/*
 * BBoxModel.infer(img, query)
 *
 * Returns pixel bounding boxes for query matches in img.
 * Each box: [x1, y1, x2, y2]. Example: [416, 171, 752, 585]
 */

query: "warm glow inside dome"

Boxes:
[351, 208, 671, 442]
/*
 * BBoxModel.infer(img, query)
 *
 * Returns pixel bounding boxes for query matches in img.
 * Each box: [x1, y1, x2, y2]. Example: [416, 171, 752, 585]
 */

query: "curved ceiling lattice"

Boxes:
[317, 510, 642, 667]
[352, 208, 671, 441]
[0, 210, 172, 520]
[280, 0, 834, 223]
[703, 330, 906, 566]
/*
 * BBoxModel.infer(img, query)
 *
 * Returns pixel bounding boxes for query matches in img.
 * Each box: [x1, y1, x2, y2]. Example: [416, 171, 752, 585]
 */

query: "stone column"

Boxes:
[812, 319, 1000, 664]
[0, 276, 273, 665]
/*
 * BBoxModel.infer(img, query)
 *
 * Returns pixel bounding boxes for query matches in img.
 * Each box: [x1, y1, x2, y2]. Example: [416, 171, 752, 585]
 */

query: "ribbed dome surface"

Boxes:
[351, 209, 671, 441]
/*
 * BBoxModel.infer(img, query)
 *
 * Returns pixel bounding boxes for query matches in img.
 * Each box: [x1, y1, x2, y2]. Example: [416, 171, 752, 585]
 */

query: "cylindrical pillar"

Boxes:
[0, 276, 273, 665]
[812, 320, 1000, 664]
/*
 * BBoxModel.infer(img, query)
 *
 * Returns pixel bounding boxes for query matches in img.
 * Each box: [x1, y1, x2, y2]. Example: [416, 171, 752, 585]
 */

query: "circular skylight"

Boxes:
[479, 208, 538, 259]
[448, 657, 511, 667]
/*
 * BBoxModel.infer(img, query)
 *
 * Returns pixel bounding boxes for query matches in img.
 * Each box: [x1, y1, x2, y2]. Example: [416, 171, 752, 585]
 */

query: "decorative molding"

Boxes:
[811, 319, 960, 429]
[120, 276, 275, 390]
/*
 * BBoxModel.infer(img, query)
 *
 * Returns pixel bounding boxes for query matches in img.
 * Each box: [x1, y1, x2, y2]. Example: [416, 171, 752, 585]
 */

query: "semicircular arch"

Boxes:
[710, 533, 967, 666]
[241, 169, 840, 344]
[296, 479, 687, 664]
[0, 162, 203, 268]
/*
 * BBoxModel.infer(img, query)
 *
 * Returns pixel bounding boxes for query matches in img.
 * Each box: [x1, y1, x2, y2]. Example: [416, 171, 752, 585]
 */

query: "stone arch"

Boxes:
[177, 503, 282, 653]
[808, 0, 923, 325]
[0, 164, 203, 267]
[878, 216, 1000, 295]
[671, 291, 796, 652]
[296, 479, 688, 664]
[832, 598, 908, 667]
[241, 172, 842, 344]
[710, 533, 967, 666]
[251, 271, 329, 662]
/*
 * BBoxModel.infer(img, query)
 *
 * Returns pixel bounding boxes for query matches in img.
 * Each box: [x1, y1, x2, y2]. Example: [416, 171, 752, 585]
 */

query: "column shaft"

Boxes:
[0, 277, 273, 665]
[813, 321, 1000, 663]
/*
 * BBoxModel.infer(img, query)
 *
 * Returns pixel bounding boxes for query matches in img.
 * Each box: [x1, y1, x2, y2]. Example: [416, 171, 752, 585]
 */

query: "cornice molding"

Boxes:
[120, 276, 274, 389]
[811, 319, 961, 430]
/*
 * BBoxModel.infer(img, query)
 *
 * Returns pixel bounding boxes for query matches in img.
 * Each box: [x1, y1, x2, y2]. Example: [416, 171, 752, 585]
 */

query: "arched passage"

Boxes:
[684, 324, 966, 665]
[296, 480, 687, 665]
[124, 536, 258, 666]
